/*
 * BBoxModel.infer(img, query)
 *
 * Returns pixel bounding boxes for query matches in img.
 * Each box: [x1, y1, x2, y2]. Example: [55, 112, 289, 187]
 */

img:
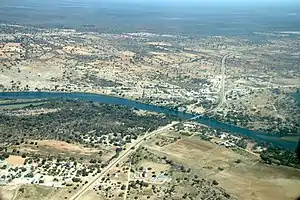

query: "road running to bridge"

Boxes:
[70, 121, 179, 200]
[192, 53, 232, 120]
[71, 54, 232, 199]
[214, 53, 231, 111]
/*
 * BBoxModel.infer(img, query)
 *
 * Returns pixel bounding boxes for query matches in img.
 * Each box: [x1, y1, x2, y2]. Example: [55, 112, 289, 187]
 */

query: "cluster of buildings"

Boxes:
[0, 157, 93, 188]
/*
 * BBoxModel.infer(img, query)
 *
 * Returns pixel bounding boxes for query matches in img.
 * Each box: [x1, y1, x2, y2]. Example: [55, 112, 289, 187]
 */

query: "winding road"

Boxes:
[70, 122, 179, 200]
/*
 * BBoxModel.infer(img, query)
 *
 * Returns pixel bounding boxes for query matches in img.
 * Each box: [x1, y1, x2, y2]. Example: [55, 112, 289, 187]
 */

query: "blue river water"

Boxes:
[0, 92, 298, 150]
[293, 92, 300, 107]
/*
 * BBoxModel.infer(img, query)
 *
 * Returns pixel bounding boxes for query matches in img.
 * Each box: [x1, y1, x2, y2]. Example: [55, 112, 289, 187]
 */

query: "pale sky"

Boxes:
[102, 0, 300, 7]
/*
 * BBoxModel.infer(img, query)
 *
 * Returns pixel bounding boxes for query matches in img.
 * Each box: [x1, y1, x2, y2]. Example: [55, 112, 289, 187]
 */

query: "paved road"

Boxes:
[191, 54, 231, 120]
[70, 121, 179, 200]
[213, 53, 231, 111]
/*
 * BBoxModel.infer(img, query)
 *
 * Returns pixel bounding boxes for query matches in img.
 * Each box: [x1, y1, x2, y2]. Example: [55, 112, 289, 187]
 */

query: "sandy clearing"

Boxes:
[6, 155, 25, 166]
[77, 190, 102, 200]
[175, 138, 214, 152]
[139, 160, 170, 172]
[213, 163, 300, 200]
[33, 140, 98, 154]
[157, 136, 300, 200]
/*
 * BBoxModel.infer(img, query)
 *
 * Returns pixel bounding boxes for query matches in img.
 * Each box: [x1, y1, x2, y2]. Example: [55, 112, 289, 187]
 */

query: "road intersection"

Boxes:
[71, 122, 179, 200]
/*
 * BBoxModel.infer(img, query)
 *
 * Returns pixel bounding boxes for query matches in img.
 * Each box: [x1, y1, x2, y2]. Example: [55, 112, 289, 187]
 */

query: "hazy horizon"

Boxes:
[1, 0, 299, 36]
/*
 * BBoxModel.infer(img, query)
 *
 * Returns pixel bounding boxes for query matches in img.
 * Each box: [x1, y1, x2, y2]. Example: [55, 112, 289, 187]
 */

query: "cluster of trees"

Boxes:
[0, 152, 10, 160]
[0, 100, 176, 146]
[260, 147, 300, 169]
[216, 105, 300, 136]
[128, 180, 149, 190]
[84, 74, 122, 88]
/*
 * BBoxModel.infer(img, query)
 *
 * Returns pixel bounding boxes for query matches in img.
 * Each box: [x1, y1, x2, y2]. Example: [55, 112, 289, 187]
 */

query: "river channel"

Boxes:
[0, 92, 298, 150]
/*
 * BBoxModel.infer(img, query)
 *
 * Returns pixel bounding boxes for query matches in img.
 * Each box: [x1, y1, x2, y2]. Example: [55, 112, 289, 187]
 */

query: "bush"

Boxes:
[25, 172, 34, 178]
[121, 185, 126, 190]
[72, 177, 81, 183]
[212, 180, 219, 185]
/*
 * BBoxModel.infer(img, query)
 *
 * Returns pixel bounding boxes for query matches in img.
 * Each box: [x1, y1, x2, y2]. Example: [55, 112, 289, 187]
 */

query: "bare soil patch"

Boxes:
[139, 160, 170, 173]
[78, 189, 103, 200]
[246, 142, 255, 151]
[175, 139, 214, 152]
[34, 140, 98, 154]
[156, 139, 244, 174]
[213, 163, 300, 200]
[148, 135, 300, 200]
[14, 185, 54, 200]
[0, 185, 16, 200]
[6, 155, 25, 166]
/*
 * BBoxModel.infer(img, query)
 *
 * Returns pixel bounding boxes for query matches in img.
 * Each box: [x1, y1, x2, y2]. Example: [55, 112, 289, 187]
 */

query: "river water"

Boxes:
[0, 92, 298, 150]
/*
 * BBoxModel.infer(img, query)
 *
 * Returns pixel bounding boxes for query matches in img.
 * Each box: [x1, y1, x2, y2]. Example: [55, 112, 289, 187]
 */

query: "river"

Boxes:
[0, 91, 298, 150]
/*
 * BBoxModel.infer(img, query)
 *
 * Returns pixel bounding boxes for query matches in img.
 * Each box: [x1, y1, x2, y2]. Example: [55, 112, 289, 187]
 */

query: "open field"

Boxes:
[13, 185, 54, 200]
[6, 156, 25, 166]
[213, 163, 300, 200]
[146, 137, 250, 176]
[77, 190, 103, 200]
[143, 130, 300, 200]
[8, 139, 112, 162]
[30, 140, 99, 154]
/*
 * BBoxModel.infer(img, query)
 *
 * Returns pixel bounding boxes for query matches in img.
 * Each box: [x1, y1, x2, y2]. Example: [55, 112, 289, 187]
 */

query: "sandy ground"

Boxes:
[175, 139, 214, 152]
[33, 140, 98, 154]
[246, 142, 255, 152]
[213, 164, 300, 200]
[139, 160, 170, 173]
[77, 190, 103, 200]
[0, 186, 16, 200]
[145, 136, 300, 200]
[108, 166, 129, 182]
[12, 185, 54, 200]
[6, 155, 25, 166]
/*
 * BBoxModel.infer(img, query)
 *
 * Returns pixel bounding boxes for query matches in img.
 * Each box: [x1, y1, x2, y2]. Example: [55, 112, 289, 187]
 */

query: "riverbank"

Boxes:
[0, 91, 298, 150]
